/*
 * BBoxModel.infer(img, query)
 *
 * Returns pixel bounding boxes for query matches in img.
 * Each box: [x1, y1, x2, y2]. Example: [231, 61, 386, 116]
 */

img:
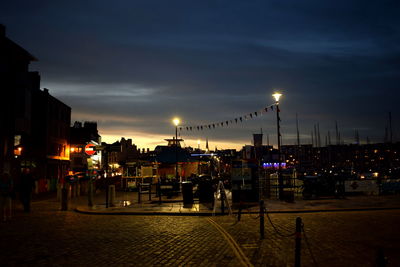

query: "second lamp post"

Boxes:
[173, 118, 180, 180]
[272, 92, 283, 200]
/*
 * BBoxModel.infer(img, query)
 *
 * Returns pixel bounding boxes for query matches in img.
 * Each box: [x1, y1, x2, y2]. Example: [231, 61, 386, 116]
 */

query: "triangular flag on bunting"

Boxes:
[264, 107, 268, 112]
[250, 114, 253, 118]
[245, 115, 247, 120]
[186, 127, 188, 131]
[179, 127, 182, 131]
[255, 112, 258, 116]
[197, 126, 199, 130]
[240, 117, 243, 122]
[201, 126, 203, 130]
[190, 127, 192, 131]
[235, 118, 238, 123]
[225, 121, 228, 125]
[208, 125, 211, 129]
[271, 105, 274, 111]
[213, 124, 215, 128]
[230, 120, 233, 123]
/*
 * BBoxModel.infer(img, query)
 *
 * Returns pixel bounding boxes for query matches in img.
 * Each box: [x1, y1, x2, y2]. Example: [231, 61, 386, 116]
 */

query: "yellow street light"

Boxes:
[173, 118, 180, 126]
[272, 92, 282, 102]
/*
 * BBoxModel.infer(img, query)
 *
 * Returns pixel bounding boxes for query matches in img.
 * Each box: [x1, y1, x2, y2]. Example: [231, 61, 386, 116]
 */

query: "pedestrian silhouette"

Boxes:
[19, 168, 35, 212]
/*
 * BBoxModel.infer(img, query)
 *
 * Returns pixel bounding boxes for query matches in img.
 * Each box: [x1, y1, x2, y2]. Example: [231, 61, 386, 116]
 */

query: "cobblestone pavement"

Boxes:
[1, 196, 400, 266]
[0, 199, 238, 266]
[212, 210, 400, 266]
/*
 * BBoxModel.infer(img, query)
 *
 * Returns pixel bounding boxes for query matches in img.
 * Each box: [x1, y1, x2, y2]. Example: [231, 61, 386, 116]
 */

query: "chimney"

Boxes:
[0, 24, 5, 37]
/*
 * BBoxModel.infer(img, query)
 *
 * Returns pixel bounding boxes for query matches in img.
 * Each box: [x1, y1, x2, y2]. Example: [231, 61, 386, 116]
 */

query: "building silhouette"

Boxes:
[0, 25, 71, 192]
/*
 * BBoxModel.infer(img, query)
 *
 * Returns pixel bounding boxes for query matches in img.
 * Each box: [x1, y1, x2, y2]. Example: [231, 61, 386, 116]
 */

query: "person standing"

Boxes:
[19, 168, 35, 212]
[0, 172, 13, 221]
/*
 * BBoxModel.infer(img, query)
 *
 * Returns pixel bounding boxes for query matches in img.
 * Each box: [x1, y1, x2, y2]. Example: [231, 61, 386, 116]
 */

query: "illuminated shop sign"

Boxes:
[263, 162, 286, 169]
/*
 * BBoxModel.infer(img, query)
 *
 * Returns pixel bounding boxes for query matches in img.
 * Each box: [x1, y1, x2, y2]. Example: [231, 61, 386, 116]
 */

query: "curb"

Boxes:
[74, 206, 400, 216]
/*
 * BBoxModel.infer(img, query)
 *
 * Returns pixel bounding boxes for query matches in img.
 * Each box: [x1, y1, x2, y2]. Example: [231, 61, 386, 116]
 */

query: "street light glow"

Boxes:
[272, 92, 282, 102]
[172, 118, 180, 126]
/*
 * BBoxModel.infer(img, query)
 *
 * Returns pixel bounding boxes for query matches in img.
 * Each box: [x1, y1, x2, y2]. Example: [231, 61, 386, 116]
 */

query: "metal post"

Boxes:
[238, 185, 243, 222]
[109, 185, 115, 207]
[149, 184, 152, 201]
[220, 186, 225, 215]
[105, 180, 109, 208]
[138, 183, 141, 203]
[260, 200, 265, 239]
[295, 217, 302, 267]
[277, 103, 283, 200]
[158, 181, 162, 204]
[88, 180, 94, 207]
[61, 186, 68, 211]
[175, 126, 178, 180]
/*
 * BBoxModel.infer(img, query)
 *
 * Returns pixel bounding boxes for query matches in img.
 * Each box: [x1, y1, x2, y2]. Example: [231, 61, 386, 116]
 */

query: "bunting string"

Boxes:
[178, 103, 278, 132]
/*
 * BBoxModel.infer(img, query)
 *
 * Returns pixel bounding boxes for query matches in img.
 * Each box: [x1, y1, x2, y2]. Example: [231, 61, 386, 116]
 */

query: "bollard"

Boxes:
[295, 217, 302, 267]
[68, 184, 72, 199]
[61, 187, 68, 211]
[220, 188, 225, 215]
[77, 182, 81, 197]
[108, 185, 115, 207]
[105, 182, 109, 208]
[88, 181, 94, 207]
[57, 183, 62, 201]
[238, 201, 243, 222]
[138, 183, 141, 203]
[148, 184, 152, 201]
[260, 200, 265, 239]
[158, 182, 162, 204]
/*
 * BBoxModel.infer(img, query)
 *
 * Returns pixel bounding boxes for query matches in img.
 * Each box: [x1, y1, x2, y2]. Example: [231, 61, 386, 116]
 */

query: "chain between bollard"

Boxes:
[264, 207, 297, 238]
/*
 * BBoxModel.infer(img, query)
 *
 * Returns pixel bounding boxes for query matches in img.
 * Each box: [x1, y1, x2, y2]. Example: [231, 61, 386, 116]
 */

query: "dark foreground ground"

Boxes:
[1, 193, 399, 266]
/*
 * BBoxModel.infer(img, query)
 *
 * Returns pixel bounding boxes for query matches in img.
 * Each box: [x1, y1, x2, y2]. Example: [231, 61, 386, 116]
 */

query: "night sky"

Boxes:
[2, 0, 399, 150]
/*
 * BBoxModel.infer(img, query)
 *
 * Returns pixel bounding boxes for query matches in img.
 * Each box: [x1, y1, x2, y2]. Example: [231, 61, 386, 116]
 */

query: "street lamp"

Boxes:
[172, 118, 180, 180]
[272, 92, 283, 200]
[197, 139, 201, 175]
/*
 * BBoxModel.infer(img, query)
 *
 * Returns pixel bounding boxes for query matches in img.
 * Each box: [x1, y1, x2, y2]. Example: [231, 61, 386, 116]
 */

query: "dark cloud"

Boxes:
[1, 0, 399, 147]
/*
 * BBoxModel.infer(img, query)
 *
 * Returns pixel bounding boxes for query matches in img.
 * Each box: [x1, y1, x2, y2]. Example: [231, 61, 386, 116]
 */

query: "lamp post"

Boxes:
[272, 92, 283, 200]
[197, 140, 201, 175]
[173, 118, 180, 180]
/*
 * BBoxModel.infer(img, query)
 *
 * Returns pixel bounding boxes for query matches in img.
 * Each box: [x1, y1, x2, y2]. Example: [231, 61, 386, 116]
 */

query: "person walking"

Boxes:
[0, 172, 13, 221]
[19, 168, 35, 212]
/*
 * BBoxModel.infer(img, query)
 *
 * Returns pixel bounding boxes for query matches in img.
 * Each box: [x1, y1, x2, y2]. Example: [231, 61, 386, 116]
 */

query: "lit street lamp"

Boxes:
[173, 118, 180, 179]
[272, 92, 283, 200]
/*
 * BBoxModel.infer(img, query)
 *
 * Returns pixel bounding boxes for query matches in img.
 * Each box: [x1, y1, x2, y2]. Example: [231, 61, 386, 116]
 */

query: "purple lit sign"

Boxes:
[263, 162, 286, 169]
